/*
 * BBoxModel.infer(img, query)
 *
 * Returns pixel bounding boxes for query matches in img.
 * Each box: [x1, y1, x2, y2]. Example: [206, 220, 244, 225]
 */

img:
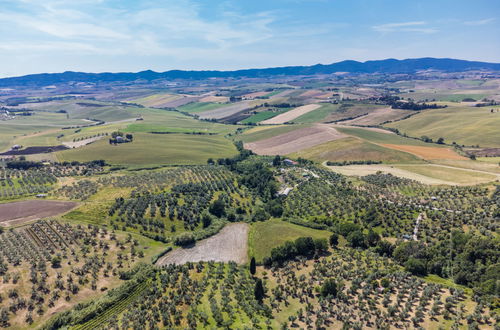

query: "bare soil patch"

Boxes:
[0, 200, 78, 227]
[245, 124, 347, 155]
[156, 223, 249, 265]
[262, 104, 321, 124]
[382, 144, 467, 160]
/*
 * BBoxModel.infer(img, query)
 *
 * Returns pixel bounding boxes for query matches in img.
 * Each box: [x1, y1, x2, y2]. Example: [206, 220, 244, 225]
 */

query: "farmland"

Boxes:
[261, 104, 321, 124]
[244, 124, 346, 155]
[385, 105, 500, 147]
[56, 132, 238, 167]
[0, 67, 499, 329]
[0, 200, 77, 226]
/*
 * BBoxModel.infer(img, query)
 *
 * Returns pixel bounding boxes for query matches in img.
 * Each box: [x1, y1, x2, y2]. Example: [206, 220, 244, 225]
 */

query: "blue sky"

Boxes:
[0, 0, 499, 77]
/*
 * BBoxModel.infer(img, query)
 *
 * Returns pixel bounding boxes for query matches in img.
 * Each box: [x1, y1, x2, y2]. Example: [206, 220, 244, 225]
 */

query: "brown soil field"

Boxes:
[339, 107, 412, 126]
[261, 104, 321, 124]
[381, 144, 467, 160]
[245, 124, 347, 155]
[0, 200, 78, 227]
[156, 223, 249, 265]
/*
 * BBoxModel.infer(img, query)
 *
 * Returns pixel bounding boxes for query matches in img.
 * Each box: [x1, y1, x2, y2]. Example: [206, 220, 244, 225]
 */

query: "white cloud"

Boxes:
[372, 21, 437, 34]
[464, 18, 495, 26]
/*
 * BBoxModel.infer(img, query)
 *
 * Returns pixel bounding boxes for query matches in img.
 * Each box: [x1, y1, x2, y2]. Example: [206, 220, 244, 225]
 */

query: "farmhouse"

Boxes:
[283, 159, 298, 166]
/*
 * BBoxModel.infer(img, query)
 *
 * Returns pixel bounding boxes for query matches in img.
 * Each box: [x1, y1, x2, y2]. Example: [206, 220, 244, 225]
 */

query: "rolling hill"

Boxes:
[1, 58, 499, 87]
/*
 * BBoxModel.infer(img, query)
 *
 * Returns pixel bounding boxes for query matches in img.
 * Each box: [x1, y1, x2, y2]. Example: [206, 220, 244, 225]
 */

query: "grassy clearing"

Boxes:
[395, 164, 497, 184]
[385, 105, 500, 147]
[56, 132, 238, 167]
[289, 137, 420, 163]
[248, 219, 331, 263]
[478, 156, 500, 164]
[293, 103, 340, 123]
[432, 159, 500, 174]
[336, 126, 440, 146]
[381, 144, 466, 160]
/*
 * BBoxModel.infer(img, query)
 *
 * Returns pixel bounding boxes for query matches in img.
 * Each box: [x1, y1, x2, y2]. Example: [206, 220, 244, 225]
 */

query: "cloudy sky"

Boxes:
[0, 0, 499, 77]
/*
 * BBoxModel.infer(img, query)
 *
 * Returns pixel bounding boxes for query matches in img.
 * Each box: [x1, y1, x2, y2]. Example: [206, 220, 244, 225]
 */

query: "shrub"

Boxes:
[174, 233, 195, 246]
[320, 279, 337, 297]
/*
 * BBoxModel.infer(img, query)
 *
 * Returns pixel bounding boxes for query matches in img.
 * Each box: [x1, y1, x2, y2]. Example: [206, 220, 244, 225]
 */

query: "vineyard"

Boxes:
[0, 219, 155, 328]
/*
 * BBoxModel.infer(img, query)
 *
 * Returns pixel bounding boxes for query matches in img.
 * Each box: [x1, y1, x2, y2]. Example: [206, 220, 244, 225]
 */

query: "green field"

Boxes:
[177, 102, 230, 113]
[394, 164, 498, 184]
[336, 126, 445, 147]
[235, 124, 307, 143]
[385, 105, 500, 147]
[0, 112, 89, 151]
[293, 103, 340, 123]
[248, 219, 331, 263]
[56, 132, 238, 167]
[289, 137, 420, 163]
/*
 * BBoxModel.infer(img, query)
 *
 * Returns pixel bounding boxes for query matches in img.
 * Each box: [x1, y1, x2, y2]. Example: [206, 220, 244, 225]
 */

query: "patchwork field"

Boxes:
[261, 104, 321, 124]
[235, 125, 306, 143]
[293, 103, 340, 123]
[385, 105, 500, 147]
[338, 107, 412, 125]
[198, 100, 256, 119]
[244, 124, 346, 155]
[56, 132, 238, 167]
[381, 144, 466, 160]
[127, 92, 183, 107]
[289, 137, 420, 163]
[177, 102, 231, 114]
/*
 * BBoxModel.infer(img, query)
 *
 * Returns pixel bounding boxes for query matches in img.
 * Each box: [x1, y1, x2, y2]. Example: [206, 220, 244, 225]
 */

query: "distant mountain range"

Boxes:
[1, 58, 499, 87]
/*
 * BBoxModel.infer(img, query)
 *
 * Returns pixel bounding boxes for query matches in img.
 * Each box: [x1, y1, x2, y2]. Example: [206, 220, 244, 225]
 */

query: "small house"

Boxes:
[283, 159, 298, 166]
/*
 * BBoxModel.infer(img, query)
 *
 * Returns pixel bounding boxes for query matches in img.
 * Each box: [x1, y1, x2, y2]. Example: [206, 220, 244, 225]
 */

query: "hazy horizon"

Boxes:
[1, 0, 499, 78]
